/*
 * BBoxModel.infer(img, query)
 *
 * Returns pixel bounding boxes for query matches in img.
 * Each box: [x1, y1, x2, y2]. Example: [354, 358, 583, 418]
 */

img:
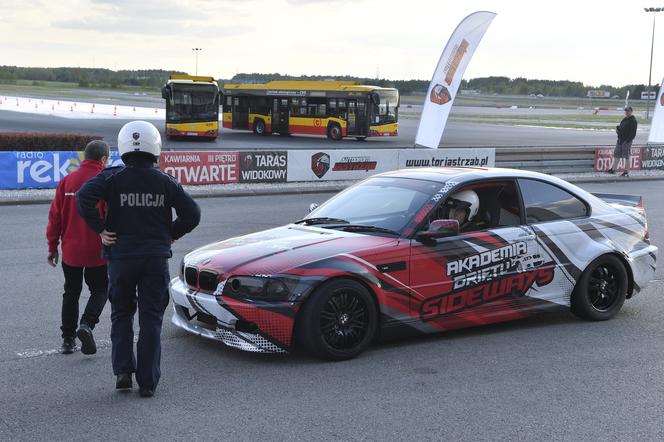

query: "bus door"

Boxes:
[347, 100, 357, 135]
[274, 98, 290, 134]
[356, 100, 368, 136]
[232, 96, 249, 129]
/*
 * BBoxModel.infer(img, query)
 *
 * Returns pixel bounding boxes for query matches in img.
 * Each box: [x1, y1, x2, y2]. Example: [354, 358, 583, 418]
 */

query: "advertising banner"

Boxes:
[287, 149, 399, 182]
[647, 78, 664, 143]
[160, 151, 240, 185]
[594, 146, 642, 172]
[640, 145, 664, 170]
[398, 148, 495, 168]
[0, 150, 123, 190]
[415, 11, 497, 149]
[238, 151, 288, 183]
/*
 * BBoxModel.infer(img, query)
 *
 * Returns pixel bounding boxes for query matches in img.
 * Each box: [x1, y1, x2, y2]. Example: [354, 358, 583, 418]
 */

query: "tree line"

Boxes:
[0, 66, 184, 88]
[0, 66, 657, 97]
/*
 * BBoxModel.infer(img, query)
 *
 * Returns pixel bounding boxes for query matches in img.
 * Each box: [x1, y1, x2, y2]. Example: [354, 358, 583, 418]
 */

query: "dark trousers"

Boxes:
[108, 257, 170, 389]
[61, 263, 108, 339]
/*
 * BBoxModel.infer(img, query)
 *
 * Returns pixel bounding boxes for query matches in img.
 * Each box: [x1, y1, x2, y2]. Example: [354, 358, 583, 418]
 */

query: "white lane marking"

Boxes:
[15, 337, 137, 360]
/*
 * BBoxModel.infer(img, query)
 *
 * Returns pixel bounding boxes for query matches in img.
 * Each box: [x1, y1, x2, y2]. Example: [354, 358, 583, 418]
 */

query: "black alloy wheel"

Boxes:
[588, 264, 620, 311]
[571, 254, 628, 321]
[320, 291, 368, 350]
[298, 279, 377, 360]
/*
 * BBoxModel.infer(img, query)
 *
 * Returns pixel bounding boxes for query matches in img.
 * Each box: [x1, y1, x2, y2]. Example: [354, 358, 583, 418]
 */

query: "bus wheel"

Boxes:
[355, 136, 367, 141]
[253, 119, 267, 135]
[328, 124, 342, 141]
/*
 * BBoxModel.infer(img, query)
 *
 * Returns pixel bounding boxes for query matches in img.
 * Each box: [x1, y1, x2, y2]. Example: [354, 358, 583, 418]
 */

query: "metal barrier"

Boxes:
[495, 145, 595, 174]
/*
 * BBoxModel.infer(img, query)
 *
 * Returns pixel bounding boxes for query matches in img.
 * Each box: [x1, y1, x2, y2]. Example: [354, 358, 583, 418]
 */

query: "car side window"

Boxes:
[424, 180, 522, 233]
[518, 179, 588, 223]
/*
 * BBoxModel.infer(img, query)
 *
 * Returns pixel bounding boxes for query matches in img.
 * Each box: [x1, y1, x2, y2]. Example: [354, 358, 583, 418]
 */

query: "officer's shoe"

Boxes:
[139, 387, 155, 398]
[116, 373, 133, 390]
[76, 323, 96, 355]
[61, 337, 76, 354]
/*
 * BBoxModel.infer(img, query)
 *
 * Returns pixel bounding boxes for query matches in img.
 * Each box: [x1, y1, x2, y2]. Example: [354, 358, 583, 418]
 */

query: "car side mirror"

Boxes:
[416, 219, 459, 244]
[161, 86, 170, 100]
[309, 203, 319, 213]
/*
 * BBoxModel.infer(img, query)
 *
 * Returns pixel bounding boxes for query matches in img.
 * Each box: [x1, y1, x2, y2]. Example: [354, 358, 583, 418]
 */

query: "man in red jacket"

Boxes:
[47, 140, 110, 355]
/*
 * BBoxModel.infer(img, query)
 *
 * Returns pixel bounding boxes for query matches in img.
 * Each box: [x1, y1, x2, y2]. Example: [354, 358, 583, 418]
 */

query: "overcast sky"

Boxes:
[2, 0, 664, 86]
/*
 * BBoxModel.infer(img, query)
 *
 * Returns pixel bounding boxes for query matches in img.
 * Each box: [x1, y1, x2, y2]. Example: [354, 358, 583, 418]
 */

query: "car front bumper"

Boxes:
[169, 278, 288, 353]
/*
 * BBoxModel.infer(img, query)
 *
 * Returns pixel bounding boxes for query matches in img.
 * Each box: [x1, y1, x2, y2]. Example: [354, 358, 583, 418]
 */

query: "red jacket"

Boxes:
[47, 160, 107, 267]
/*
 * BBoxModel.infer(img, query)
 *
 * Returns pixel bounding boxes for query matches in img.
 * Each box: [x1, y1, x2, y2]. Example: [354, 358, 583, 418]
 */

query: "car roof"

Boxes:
[374, 167, 549, 183]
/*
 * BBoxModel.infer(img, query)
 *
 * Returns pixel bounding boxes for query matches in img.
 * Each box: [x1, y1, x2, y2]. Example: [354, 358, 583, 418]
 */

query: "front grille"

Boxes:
[198, 270, 219, 291]
[184, 266, 198, 287]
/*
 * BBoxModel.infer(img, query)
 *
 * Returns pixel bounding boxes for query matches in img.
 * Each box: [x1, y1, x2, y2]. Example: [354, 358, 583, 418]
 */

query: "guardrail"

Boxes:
[495, 145, 596, 174]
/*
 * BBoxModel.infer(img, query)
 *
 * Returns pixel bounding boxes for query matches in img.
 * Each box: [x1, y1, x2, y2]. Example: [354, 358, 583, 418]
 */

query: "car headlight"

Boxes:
[224, 276, 294, 301]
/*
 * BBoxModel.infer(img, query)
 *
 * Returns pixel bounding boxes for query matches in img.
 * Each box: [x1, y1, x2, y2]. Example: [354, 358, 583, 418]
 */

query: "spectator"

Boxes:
[47, 140, 110, 355]
[608, 106, 638, 177]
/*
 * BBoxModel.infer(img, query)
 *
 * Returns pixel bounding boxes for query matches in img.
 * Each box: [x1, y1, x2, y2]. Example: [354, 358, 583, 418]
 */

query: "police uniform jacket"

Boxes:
[76, 157, 200, 259]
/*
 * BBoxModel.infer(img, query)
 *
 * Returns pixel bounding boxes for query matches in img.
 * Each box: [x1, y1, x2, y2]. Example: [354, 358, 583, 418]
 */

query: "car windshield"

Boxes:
[303, 177, 442, 234]
[167, 84, 218, 123]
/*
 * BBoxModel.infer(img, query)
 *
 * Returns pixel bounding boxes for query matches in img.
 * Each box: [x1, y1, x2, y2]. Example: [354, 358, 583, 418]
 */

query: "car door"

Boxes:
[408, 179, 549, 332]
[516, 178, 592, 307]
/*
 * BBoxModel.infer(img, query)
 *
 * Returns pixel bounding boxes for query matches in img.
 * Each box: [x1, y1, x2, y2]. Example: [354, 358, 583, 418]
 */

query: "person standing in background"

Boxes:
[47, 140, 110, 355]
[608, 106, 638, 177]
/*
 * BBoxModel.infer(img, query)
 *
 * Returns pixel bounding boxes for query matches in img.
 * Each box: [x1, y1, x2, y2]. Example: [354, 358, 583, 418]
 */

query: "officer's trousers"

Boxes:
[108, 257, 170, 389]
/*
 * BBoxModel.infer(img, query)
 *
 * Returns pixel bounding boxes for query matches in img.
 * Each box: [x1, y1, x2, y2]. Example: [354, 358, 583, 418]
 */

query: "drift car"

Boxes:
[169, 167, 657, 360]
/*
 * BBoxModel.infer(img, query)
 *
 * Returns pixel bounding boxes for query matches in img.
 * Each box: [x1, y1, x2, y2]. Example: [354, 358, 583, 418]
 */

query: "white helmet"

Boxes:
[447, 190, 480, 221]
[117, 121, 161, 159]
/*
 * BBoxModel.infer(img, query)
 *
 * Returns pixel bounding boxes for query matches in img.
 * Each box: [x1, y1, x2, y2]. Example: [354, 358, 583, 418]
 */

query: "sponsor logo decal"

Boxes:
[430, 84, 452, 106]
[311, 152, 331, 178]
[444, 39, 469, 86]
[332, 156, 377, 172]
[419, 240, 554, 321]
[132, 132, 140, 140]
[419, 266, 555, 320]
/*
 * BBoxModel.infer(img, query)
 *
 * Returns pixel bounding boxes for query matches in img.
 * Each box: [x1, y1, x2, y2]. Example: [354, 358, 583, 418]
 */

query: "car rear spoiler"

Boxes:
[592, 193, 643, 208]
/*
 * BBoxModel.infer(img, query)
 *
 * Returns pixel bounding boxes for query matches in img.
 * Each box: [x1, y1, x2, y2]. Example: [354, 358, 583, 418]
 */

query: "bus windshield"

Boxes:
[167, 84, 218, 123]
[374, 89, 399, 124]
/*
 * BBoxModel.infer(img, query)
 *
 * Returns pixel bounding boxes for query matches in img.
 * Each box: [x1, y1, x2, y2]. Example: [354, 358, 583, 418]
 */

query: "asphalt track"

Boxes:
[0, 108, 649, 150]
[1, 180, 663, 441]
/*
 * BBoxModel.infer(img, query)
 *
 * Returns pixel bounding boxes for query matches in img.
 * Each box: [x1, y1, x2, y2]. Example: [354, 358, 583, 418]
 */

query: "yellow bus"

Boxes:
[161, 74, 220, 139]
[221, 80, 398, 141]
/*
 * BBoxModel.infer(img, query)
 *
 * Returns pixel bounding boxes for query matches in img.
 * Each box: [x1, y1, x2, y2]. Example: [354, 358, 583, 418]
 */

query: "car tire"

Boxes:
[327, 124, 342, 141]
[298, 279, 377, 361]
[253, 119, 266, 135]
[571, 254, 628, 321]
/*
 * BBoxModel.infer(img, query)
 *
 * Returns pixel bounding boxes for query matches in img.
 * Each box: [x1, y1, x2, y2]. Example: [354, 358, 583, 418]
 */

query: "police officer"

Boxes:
[77, 121, 200, 397]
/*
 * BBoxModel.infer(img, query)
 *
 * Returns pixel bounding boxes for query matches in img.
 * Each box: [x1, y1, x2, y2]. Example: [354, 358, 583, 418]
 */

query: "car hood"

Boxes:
[184, 224, 397, 277]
